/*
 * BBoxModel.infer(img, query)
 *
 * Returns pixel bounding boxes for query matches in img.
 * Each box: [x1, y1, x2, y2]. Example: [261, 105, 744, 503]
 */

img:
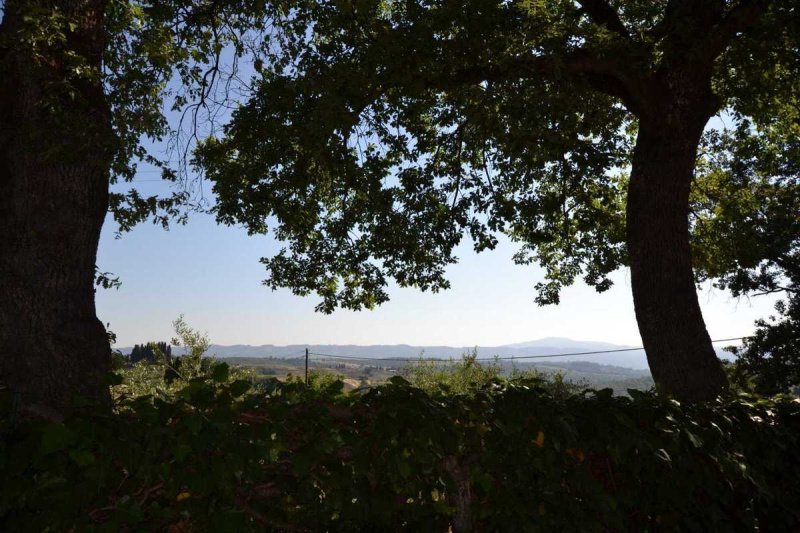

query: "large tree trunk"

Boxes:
[626, 76, 727, 402]
[0, 1, 112, 415]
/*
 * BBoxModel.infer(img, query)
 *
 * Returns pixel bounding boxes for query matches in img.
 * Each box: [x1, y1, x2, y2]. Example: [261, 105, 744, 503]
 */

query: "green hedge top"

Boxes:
[2, 375, 799, 532]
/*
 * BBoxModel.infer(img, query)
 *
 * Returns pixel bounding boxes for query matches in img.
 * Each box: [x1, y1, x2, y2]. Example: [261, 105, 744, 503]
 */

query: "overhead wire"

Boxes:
[305, 336, 749, 363]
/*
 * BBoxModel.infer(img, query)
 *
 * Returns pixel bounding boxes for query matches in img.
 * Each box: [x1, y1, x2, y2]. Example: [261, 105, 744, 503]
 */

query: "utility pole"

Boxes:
[305, 347, 309, 386]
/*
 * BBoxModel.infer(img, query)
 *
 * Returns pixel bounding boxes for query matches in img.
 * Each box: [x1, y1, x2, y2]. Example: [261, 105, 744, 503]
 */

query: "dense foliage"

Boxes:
[5, 0, 798, 407]
[10, 0, 797, 311]
[401, 349, 584, 399]
[194, 0, 800, 313]
[692, 98, 800, 394]
[112, 316, 256, 400]
[728, 294, 800, 395]
[2, 369, 798, 531]
[187, 0, 800, 400]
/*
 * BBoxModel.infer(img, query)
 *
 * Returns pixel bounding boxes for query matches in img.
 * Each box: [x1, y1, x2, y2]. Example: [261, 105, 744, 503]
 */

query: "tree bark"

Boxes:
[626, 74, 727, 402]
[0, 1, 112, 415]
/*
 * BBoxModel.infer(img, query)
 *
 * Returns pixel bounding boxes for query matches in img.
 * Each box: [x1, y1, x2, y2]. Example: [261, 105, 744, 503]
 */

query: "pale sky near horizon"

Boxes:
[96, 183, 779, 349]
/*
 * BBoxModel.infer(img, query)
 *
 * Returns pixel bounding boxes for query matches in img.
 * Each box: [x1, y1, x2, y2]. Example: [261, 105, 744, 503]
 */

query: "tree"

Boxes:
[727, 294, 800, 395]
[0, 0, 116, 413]
[168, 314, 211, 379]
[691, 109, 800, 395]
[130, 345, 142, 364]
[2, 1, 796, 410]
[0, 1, 240, 413]
[128, 341, 172, 364]
[197, 0, 799, 401]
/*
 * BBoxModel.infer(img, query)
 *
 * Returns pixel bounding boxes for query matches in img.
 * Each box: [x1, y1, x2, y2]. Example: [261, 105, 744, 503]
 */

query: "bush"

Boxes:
[1, 374, 798, 531]
[402, 349, 583, 399]
[111, 315, 256, 401]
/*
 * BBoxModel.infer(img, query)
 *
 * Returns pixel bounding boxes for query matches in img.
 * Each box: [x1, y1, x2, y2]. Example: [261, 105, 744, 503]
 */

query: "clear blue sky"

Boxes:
[96, 180, 778, 348]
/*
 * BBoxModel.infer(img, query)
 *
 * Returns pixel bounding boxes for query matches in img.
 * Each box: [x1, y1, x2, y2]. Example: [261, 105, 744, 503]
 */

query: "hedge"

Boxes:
[1, 374, 798, 531]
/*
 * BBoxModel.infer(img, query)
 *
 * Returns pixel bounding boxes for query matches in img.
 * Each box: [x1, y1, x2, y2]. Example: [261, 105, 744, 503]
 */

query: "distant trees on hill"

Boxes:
[128, 342, 172, 365]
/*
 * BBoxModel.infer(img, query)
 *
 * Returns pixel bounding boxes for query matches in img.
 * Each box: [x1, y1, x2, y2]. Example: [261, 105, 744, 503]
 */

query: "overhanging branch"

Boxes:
[576, 0, 630, 39]
[702, 0, 772, 60]
[448, 49, 643, 113]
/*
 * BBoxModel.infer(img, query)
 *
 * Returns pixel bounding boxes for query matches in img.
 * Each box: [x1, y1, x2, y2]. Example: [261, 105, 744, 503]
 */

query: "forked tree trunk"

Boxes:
[0, 1, 112, 414]
[626, 78, 727, 402]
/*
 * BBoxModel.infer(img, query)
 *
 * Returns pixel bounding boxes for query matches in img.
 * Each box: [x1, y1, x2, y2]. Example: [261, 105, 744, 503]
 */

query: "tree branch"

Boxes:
[576, 0, 630, 39]
[448, 49, 645, 114]
[702, 0, 771, 60]
[450, 50, 618, 86]
[752, 286, 797, 297]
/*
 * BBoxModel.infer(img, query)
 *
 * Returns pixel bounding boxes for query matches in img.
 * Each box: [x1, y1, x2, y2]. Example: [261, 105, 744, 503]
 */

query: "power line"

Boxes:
[307, 336, 749, 363]
[225, 349, 307, 359]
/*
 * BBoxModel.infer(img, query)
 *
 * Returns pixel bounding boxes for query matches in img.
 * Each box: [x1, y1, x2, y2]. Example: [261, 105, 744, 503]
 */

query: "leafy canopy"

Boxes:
[193, 0, 799, 312]
[9, 1, 796, 310]
[4, 0, 287, 232]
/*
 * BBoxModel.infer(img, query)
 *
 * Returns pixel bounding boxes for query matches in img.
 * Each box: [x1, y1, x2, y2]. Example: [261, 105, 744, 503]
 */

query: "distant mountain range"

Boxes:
[118, 337, 740, 370]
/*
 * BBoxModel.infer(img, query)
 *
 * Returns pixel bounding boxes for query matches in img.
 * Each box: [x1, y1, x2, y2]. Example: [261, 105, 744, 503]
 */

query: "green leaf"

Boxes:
[186, 413, 203, 435]
[41, 423, 76, 454]
[105, 371, 124, 385]
[388, 376, 410, 387]
[174, 443, 193, 461]
[69, 449, 95, 467]
[212, 362, 230, 383]
[229, 379, 251, 397]
[397, 460, 411, 478]
[654, 448, 672, 464]
[685, 430, 703, 448]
